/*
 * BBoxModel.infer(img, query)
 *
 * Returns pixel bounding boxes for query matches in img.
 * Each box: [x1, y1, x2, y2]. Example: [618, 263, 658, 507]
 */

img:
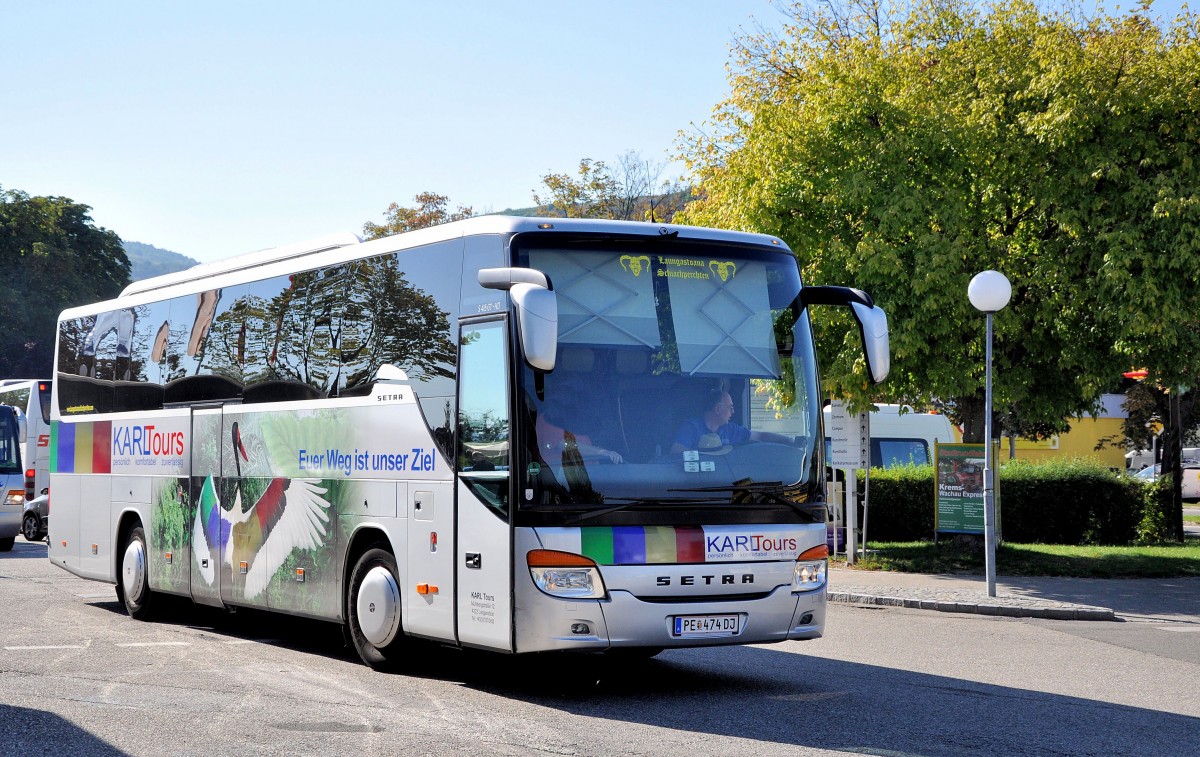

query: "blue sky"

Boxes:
[2, 1, 1187, 263]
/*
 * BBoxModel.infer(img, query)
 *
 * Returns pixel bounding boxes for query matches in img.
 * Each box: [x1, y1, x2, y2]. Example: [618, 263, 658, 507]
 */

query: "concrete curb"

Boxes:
[829, 590, 1116, 621]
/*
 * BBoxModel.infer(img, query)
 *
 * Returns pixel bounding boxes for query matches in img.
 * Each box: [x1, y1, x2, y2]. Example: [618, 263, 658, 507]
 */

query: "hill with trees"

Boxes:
[123, 241, 198, 281]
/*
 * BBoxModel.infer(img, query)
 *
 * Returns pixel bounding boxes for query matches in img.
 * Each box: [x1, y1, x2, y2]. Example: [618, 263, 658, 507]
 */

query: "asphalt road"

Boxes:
[2, 537, 1198, 757]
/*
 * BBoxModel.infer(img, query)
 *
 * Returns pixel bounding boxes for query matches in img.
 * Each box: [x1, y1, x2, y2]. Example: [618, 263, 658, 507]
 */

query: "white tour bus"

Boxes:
[0, 379, 53, 500]
[48, 216, 888, 669]
[0, 404, 27, 551]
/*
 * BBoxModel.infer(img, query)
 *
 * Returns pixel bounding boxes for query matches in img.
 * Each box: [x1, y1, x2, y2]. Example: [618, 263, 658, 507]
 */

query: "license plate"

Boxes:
[672, 614, 741, 637]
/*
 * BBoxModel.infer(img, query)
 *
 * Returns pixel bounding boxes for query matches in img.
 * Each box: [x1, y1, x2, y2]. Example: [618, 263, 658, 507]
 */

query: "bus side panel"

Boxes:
[455, 480, 512, 651]
[78, 474, 115, 581]
[47, 472, 81, 575]
[33, 424, 51, 497]
[209, 401, 450, 625]
[111, 478, 150, 589]
[405, 480, 456, 641]
[190, 409, 223, 608]
[340, 481, 405, 625]
[146, 475, 191, 596]
[30, 394, 52, 497]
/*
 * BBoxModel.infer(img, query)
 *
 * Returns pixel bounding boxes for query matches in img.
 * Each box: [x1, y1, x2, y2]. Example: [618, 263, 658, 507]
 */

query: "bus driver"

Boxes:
[670, 390, 793, 456]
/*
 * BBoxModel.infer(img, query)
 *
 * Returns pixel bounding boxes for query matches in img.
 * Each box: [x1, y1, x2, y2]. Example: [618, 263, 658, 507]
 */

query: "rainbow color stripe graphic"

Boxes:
[581, 526, 706, 565]
[50, 421, 112, 474]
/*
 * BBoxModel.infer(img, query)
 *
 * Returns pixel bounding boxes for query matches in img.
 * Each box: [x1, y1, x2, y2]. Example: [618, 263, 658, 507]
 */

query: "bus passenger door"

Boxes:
[454, 318, 514, 651]
[189, 407, 225, 608]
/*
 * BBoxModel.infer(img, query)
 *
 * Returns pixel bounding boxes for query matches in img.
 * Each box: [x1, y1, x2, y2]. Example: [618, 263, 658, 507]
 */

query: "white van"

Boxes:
[824, 404, 959, 468]
[1126, 445, 1200, 471]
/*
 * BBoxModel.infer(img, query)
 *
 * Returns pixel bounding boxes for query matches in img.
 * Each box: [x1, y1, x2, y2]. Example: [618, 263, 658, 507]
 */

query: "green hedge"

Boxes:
[856, 458, 1150, 545]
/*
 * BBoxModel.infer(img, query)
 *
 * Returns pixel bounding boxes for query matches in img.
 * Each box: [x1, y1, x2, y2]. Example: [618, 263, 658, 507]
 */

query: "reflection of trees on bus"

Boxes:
[340, 256, 455, 388]
[57, 250, 457, 412]
[201, 291, 276, 387]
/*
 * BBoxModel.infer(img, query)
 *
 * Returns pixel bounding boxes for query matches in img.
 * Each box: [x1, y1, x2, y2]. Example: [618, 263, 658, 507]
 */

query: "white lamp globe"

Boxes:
[968, 270, 1012, 313]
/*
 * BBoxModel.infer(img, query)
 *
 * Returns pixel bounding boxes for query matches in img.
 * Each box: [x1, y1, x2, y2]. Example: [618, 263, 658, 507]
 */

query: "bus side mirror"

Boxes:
[478, 267, 558, 372]
[510, 283, 558, 372]
[850, 302, 890, 384]
[800, 285, 891, 384]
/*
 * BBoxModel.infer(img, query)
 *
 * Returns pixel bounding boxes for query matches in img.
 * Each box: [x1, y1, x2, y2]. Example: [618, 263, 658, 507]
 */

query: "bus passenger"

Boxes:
[535, 400, 623, 464]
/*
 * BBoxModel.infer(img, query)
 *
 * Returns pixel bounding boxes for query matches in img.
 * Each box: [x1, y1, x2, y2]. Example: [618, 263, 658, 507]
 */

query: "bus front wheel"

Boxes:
[116, 525, 156, 620]
[347, 547, 407, 670]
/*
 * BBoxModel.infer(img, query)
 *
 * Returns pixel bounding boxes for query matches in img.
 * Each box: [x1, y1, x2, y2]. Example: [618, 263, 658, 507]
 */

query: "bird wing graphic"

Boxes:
[192, 476, 220, 586]
[222, 485, 258, 568]
[235, 478, 330, 599]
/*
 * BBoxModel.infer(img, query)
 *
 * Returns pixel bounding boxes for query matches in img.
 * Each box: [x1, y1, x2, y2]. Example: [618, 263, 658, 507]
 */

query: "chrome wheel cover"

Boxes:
[122, 537, 146, 601]
[356, 565, 401, 647]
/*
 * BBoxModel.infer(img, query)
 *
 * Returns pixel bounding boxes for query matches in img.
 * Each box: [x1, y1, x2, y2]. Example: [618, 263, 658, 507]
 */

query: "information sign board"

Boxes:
[828, 400, 869, 469]
[934, 443, 1001, 535]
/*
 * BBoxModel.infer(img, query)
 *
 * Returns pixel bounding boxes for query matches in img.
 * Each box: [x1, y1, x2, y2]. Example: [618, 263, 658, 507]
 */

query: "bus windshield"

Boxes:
[510, 235, 822, 522]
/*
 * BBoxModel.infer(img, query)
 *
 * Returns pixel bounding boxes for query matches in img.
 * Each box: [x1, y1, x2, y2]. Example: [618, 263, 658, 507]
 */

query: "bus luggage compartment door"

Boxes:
[405, 482, 456, 642]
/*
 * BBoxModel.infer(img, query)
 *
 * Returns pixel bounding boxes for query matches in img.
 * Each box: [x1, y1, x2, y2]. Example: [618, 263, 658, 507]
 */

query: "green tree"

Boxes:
[534, 151, 691, 222]
[0, 187, 131, 376]
[533, 158, 623, 219]
[678, 0, 1200, 447]
[362, 192, 473, 239]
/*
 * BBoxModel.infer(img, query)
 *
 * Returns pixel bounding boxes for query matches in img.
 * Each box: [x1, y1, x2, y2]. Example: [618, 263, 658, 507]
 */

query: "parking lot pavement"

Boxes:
[829, 566, 1200, 623]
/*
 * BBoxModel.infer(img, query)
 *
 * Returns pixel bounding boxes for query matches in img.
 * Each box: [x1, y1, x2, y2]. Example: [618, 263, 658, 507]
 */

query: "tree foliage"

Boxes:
[0, 187, 131, 376]
[533, 151, 690, 222]
[362, 191, 473, 239]
[677, 0, 1200, 442]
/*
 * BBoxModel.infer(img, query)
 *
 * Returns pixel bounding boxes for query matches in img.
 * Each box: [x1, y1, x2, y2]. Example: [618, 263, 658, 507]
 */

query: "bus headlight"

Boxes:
[527, 549, 607, 599]
[792, 545, 828, 592]
[4, 490, 25, 506]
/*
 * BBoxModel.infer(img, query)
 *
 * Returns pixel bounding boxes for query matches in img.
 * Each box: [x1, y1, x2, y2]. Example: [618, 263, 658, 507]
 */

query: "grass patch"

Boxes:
[1185, 514, 1200, 524]
[836, 539, 1200, 578]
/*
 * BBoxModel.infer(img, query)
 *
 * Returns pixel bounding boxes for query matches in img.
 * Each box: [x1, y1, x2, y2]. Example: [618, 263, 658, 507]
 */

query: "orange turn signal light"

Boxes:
[527, 549, 597, 568]
[797, 544, 829, 561]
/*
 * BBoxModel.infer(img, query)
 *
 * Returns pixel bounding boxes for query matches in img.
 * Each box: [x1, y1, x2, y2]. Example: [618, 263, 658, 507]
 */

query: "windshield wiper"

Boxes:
[668, 482, 817, 517]
[564, 496, 728, 524]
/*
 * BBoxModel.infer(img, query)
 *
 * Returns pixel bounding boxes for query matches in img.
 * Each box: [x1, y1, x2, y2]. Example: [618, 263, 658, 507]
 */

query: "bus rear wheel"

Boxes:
[117, 525, 156, 620]
[347, 547, 407, 670]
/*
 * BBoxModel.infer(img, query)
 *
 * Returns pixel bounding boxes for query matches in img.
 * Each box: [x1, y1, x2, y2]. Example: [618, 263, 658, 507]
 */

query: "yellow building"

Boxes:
[1001, 394, 1127, 469]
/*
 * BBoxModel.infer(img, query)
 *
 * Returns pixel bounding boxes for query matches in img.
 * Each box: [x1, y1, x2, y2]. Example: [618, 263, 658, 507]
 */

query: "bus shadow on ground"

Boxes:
[1, 705, 126, 756]
[78, 598, 1198, 754]
[85, 595, 358, 662]
[448, 644, 1198, 755]
[0, 539, 50, 559]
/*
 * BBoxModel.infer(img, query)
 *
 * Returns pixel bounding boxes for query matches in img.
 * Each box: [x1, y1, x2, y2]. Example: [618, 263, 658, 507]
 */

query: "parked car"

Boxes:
[22, 492, 47, 542]
[1134, 464, 1200, 501]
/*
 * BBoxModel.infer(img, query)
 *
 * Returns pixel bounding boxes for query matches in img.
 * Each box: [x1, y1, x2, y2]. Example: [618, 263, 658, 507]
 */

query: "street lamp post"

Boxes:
[968, 270, 1011, 598]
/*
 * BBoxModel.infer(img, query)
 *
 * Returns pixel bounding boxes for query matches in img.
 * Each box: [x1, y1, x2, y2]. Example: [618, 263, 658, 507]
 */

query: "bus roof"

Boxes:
[115, 215, 788, 302]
